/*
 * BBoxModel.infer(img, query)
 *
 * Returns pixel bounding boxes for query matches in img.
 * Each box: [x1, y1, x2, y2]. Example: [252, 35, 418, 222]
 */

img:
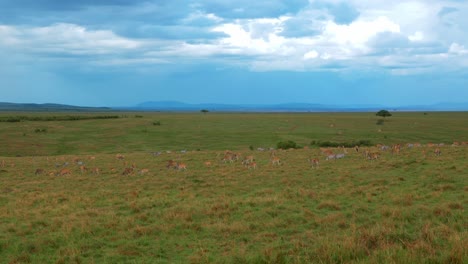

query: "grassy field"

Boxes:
[0, 112, 466, 263]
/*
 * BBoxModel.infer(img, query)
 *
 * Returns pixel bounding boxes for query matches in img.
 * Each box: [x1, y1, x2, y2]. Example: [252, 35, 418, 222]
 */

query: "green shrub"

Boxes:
[311, 140, 372, 148]
[153, 121, 161, 126]
[277, 140, 299, 149]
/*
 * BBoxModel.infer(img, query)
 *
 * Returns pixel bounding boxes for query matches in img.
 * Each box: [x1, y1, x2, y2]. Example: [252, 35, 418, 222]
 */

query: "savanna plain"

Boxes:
[0, 112, 466, 263]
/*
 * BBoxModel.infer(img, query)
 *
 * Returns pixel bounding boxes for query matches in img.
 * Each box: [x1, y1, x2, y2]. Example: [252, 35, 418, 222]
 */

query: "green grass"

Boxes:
[0, 112, 467, 157]
[0, 112, 466, 263]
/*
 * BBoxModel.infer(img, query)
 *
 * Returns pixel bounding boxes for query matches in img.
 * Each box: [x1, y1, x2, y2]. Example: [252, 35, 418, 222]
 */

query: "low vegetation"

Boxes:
[0, 112, 466, 263]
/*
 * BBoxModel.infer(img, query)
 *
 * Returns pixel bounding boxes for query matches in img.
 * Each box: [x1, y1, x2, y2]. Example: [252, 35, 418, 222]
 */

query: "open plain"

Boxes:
[0, 112, 466, 263]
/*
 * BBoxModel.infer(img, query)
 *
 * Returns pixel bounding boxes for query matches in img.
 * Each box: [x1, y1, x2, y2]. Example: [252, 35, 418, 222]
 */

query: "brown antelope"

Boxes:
[139, 168, 149, 175]
[79, 165, 88, 174]
[392, 144, 401, 155]
[242, 155, 255, 166]
[434, 148, 441, 156]
[310, 158, 319, 168]
[271, 156, 281, 165]
[177, 163, 187, 170]
[452, 142, 460, 147]
[367, 152, 380, 161]
[246, 161, 257, 169]
[204, 161, 212, 167]
[59, 168, 71, 176]
[222, 154, 235, 163]
[91, 167, 100, 175]
[354, 145, 360, 152]
[88, 156, 96, 161]
[166, 160, 178, 169]
[35, 168, 44, 175]
[116, 154, 125, 160]
[122, 167, 134, 176]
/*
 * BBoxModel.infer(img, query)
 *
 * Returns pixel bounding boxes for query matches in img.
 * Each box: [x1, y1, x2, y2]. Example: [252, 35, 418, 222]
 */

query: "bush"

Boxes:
[34, 128, 47, 133]
[311, 140, 373, 148]
[376, 119, 385, 125]
[134, 115, 143, 118]
[249, 145, 254, 151]
[277, 140, 299, 150]
[153, 121, 161, 126]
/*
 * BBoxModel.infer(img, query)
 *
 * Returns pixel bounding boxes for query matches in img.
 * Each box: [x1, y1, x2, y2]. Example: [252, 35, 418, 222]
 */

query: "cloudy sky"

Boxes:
[1, 0, 467, 107]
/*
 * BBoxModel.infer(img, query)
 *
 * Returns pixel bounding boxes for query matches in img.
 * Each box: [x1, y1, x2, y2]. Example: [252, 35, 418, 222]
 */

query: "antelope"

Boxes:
[354, 145, 360, 152]
[59, 168, 71, 176]
[88, 156, 96, 161]
[434, 148, 441, 156]
[310, 158, 319, 168]
[452, 142, 460, 147]
[222, 154, 235, 163]
[91, 167, 100, 175]
[204, 161, 212, 167]
[79, 165, 88, 174]
[242, 155, 255, 166]
[139, 169, 149, 175]
[367, 152, 380, 161]
[271, 156, 281, 165]
[166, 160, 178, 169]
[35, 168, 44, 175]
[116, 154, 125, 160]
[326, 154, 336, 161]
[177, 163, 187, 170]
[122, 167, 134, 176]
[392, 144, 401, 155]
[246, 161, 257, 169]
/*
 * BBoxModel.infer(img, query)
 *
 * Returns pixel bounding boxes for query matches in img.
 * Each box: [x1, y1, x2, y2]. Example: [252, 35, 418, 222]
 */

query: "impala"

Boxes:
[177, 163, 187, 170]
[122, 167, 134, 176]
[35, 168, 44, 175]
[204, 161, 212, 167]
[116, 154, 125, 160]
[91, 167, 100, 175]
[79, 165, 88, 174]
[166, 160, 178, 169]
[242, 155, 255, 165]
[310, 158, 319, 168]
[59, 168, 71, 176]
[139, 169, 149, 175]
[246, 161, 257, 169]
[271, 156, 281, 165]
[325, 154, 336, 161]
[434, 148, 441, 156]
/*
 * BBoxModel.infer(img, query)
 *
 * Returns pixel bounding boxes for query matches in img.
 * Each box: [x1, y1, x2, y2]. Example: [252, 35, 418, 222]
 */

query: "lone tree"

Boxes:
[376, 110, 392, 118]
[200, 109, 209, 114]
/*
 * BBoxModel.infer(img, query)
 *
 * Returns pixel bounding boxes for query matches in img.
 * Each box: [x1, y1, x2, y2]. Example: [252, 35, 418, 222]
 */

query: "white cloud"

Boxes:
[0, 23, 142, 55]
[303, 50, 319, 60]
[449, 43, 468, 55]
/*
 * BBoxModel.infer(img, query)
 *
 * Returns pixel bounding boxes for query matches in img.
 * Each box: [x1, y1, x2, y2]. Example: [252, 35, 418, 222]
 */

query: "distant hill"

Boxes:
[0, 102, 112, 112]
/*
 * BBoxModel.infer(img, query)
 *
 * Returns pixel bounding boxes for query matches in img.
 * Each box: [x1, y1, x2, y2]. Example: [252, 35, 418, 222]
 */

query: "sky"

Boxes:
[0, 0, 467, 107]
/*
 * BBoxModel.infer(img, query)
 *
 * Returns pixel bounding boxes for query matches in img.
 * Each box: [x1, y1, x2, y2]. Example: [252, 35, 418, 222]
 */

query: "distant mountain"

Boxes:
[132, 101, 387, 112]
[131, 101, 468, 112]
[0, 102, 112, 112]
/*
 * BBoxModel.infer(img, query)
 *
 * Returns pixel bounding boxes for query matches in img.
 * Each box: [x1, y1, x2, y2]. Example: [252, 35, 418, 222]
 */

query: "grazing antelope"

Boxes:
[222, 154, 235, 163]
[91, 167, 100, 175]
[366, 152, 380, 161]
[242, 155, 255, 166]
[122, 167, 134, 176]
[177, 163, 187, 170]
[116, 154, 125, 160]
[35, 168, 44, 175]
[271, 156, 281, 165]
[325, 154, 336, 161]
[310, 158, 319, 168]
[380, 145, 390, 151]
[392, 144, 401, 155]
[246, 161, 257, 169]
[204, 161, 212, 167]
[452, 142, 460, 147]
[59, 168, 71, 176]
[166, 160, 178, 169]
[79, 165, 88, 174]
[88, 156, 96, 161]
[434, 148, 441, 156]
[139, 169, 149, 175]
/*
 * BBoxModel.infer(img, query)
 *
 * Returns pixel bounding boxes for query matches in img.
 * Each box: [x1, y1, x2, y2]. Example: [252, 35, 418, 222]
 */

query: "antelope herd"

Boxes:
[9, 141, 463, 177]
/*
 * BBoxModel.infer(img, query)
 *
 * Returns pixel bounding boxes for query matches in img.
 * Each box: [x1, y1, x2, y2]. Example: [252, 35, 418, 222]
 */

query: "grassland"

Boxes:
[0, 112, 466, 263]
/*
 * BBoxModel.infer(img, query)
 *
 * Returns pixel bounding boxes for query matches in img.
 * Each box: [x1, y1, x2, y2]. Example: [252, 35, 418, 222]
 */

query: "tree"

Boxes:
[200, 109, 209, 114]
[376, 110, 392, 118]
